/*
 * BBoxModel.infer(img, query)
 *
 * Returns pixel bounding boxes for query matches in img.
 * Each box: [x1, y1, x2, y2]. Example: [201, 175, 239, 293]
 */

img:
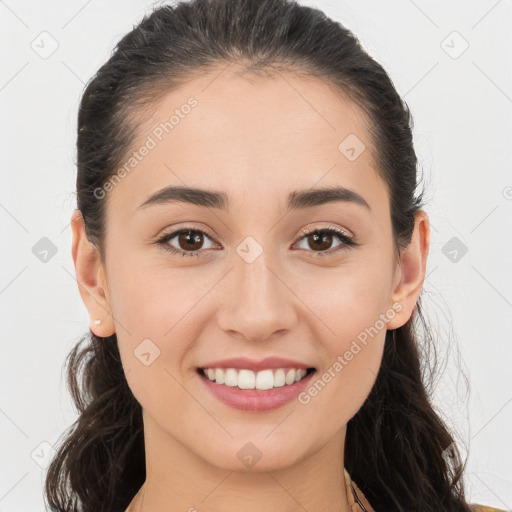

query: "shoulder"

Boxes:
[469, 504, 508, 512]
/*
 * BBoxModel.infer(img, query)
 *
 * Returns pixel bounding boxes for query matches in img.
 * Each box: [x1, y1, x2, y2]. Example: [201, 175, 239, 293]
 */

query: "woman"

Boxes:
[44, 0, 506, 511]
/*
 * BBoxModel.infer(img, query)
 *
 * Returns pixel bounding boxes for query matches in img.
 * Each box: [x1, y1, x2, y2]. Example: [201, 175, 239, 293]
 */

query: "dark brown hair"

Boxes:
[45, 1, 473, 511]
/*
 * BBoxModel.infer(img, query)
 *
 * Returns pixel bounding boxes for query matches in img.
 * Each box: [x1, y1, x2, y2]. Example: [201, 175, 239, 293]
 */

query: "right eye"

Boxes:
[155, 228, 219, 257]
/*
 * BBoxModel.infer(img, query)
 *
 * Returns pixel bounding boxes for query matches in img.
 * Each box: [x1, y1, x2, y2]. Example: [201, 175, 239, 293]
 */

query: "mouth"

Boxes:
[196, 366, 317, 391]
[196, 366, 317, 412]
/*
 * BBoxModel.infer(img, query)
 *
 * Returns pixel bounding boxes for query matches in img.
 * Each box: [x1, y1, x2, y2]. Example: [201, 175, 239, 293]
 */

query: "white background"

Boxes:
[1, 0, 511, 510]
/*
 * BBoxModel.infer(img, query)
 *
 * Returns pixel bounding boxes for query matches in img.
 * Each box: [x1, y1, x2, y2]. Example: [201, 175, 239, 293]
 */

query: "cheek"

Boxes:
[295, 261, 390, 417]
[108, 259, 211, 399]
[299, 336, 384, 435]
[301, 257, 393, 344]
[108, 251, 208, 342]
[300, 306, 386, 428]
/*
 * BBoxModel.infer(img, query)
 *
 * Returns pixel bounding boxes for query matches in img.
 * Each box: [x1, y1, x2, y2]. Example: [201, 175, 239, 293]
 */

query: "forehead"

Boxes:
[106, 64, 386, 217]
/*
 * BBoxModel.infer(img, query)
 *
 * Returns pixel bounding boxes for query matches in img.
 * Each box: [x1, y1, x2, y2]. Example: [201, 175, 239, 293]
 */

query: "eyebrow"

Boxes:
[137, 184, 371, 212]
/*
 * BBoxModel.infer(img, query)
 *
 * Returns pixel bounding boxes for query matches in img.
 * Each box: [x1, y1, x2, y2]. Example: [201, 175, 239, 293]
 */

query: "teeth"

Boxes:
[202, 367, 310, 390]
[215, 368, 225, 384]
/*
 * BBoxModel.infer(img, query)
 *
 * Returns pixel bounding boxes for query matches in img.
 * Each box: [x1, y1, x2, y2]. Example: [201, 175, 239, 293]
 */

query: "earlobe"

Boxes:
[71, 209, 116, 337]
[386, 210, 430, 330]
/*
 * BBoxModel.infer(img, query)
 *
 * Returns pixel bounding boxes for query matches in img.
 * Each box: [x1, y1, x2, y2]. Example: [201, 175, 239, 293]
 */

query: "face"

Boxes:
[72, 64, 429, 473]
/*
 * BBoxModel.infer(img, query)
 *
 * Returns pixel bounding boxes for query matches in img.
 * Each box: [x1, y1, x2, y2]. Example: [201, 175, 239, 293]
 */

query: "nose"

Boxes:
[215, 252, 298, 342]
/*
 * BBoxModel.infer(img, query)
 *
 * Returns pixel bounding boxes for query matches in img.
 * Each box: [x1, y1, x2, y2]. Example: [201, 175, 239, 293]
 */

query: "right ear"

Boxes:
[71, 209, 115, 337]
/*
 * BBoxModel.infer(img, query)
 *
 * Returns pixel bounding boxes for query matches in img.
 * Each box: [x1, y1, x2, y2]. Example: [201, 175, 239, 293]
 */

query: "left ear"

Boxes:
[386, 209, 430, 330]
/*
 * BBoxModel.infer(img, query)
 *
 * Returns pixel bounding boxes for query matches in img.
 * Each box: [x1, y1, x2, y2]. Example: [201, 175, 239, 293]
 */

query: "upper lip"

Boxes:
[199, 357, 314, 372]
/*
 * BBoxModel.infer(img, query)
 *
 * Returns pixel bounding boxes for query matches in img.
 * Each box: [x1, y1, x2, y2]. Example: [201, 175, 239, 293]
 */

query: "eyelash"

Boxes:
[155, 226, 357, 258]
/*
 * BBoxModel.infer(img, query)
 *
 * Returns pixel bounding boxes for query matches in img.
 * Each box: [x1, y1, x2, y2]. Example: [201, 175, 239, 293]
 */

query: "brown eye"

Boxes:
[177, 230, 205, 251]
[295, 227, 356, 255]
[156, 228, 217, 257]
[306, 232, 335, 251]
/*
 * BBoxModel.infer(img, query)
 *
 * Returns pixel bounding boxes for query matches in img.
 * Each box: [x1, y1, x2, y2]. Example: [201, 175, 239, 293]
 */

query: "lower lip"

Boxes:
[198, 369, 316, 412]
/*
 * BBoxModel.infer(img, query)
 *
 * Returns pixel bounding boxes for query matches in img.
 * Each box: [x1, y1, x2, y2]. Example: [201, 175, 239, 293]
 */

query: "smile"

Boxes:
[197, 366, 317, 412]
[200, 367, 315, 390]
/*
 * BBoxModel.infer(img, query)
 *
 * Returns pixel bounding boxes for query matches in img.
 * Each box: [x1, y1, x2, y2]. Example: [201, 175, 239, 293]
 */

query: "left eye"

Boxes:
[155, 227, 356, 257]
[294, 228, 355, 254]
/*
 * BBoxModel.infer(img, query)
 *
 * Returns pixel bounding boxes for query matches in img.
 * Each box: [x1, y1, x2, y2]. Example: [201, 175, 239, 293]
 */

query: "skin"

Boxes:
[71, 63, 430, 512]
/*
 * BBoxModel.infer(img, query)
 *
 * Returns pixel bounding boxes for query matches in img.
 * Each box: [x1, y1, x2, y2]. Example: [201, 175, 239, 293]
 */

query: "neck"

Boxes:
[130, 413, 352, 512]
